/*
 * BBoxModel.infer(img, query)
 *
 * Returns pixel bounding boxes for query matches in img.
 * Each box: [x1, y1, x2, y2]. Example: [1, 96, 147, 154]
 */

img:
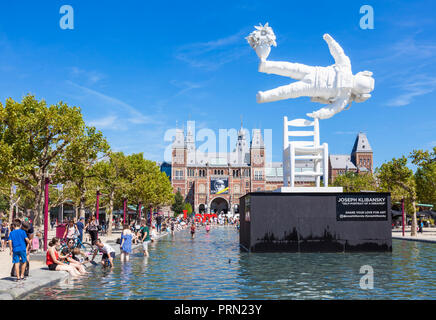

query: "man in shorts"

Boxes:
[91, 239, 115, 268]
[8, 220, 30, 281]
[139, 220, 150, 257]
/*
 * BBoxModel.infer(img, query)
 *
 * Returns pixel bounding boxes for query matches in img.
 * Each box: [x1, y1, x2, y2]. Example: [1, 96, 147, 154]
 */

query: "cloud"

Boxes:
[170, 80, 207, 96]
[69, 67, 105, 85]
[175, 29, 250, 70]
[386, 75, 436, 107]
[67, 81, 162, 125]
[334, 131, 357, 135]
[88, 115, 118, 129]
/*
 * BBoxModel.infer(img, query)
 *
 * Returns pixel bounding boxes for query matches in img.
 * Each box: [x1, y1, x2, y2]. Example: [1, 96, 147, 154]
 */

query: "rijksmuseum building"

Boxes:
[159, 124, 373, 216]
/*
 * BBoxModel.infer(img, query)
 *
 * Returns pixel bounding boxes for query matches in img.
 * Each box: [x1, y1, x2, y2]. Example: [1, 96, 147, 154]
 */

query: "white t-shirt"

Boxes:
[100, 243, 114, 254]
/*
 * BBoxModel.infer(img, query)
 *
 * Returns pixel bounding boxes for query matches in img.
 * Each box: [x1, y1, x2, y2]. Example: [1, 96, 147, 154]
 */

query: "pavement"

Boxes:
[392, 226, 436, 243]
[0, 227, 171, 300]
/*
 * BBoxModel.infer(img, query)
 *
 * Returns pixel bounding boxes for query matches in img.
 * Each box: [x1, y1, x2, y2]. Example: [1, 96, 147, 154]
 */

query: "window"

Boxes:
[254, 170, 263, 181]
[174, 170, 184, 180]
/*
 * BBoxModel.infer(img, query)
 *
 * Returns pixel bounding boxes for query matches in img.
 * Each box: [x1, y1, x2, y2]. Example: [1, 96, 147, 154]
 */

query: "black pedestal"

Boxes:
[239, 192, 392, 252]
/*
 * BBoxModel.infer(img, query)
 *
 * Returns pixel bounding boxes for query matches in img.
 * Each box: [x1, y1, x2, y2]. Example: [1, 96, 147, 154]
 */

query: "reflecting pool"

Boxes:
[24, 226, 436, 299]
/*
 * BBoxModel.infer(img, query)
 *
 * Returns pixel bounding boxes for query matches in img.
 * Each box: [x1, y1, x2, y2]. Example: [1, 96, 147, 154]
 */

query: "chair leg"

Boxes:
[290, 144, 295, 187]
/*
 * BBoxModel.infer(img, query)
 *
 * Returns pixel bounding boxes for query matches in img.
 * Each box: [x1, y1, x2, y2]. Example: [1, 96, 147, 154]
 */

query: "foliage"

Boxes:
[376, 156, 418, 235]
[184, 202, 193, 216]
[331, 171, 377, 192]
[171, 191, 184, 216]
[0, 95, 84, 226]
[410, 147, 436, 207]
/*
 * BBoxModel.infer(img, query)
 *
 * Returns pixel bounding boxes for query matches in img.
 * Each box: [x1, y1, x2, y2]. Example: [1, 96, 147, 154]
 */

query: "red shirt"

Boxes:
[46, 249, 59, 266]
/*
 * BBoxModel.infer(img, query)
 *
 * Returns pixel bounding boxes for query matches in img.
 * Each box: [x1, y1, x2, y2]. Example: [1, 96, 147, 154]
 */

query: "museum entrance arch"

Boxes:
[198, 204, 206, 214]
[210, 197, 229, 214]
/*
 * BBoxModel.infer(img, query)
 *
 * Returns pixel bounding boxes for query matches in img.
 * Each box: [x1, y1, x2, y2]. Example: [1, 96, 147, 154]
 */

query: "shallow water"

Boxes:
[25, 226, 436, 299]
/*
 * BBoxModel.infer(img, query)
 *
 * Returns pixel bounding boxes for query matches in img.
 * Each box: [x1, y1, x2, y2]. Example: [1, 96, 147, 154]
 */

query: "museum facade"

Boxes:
[159, 124, 373, 215]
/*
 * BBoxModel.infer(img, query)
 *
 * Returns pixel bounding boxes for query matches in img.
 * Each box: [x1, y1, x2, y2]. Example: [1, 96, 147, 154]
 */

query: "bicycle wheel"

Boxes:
[80, 242, 93, 253]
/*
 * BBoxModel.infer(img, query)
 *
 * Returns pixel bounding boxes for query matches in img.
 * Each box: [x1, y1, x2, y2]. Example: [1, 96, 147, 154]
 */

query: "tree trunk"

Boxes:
[33, 179, 45, 227]
[79, 192, 86, 219]
[8, 184, 14, 224]
[107, 190, 115, 236]
[411, 200, 417, 236]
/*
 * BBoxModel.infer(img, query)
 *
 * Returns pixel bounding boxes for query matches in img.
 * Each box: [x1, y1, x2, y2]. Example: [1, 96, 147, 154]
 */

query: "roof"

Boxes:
[329, 155, 357, 170]
[352, 132, 372, 153]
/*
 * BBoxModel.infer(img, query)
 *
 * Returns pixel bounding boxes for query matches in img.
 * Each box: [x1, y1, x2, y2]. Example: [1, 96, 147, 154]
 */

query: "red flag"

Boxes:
[183, 210, 187, 220]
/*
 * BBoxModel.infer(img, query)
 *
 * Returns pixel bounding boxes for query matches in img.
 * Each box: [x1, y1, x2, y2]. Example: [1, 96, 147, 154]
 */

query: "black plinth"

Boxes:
[239, 192, 392, 252]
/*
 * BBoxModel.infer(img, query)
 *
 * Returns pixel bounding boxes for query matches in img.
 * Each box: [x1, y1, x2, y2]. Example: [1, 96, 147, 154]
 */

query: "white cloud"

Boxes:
[175, 29, 249, 70]
[386, 75, 436, 107]
[67, 81, 163, 125]
[88, 115, 118, 129]
[69, 67, 105, 85]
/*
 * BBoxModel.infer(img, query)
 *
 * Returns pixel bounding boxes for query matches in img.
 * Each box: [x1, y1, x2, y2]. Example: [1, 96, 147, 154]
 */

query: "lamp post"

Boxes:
[44, 174, 52, 251]
[123, 197, 127, 224]
[56, 184, 63, 224]
[96, 189, 101, 223]
[401, 197, 405, 237]
[138, 202, 142, 221]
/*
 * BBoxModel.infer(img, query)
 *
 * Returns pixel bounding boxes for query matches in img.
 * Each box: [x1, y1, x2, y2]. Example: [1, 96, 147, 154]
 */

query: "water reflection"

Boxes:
[25, 227, 435, 300]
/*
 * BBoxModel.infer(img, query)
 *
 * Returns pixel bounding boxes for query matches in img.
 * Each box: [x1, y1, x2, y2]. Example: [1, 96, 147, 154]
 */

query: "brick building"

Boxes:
[161, 124, 373, 215]
[329, 132, 373, 182]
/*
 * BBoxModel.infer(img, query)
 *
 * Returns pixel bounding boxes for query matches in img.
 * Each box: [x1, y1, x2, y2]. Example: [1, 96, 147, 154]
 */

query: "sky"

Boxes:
[0, 0, 435, 169]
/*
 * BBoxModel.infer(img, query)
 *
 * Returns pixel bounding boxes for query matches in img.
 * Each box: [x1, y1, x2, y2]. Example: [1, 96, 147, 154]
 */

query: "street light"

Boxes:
[56, 184, 64, 224]
[44, 173, 52, 251]
[96, 188, 101, 223]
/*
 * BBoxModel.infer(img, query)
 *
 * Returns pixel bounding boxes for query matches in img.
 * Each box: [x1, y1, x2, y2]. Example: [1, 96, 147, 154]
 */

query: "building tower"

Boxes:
[250, 129, 266, 191]
[351, 132, 373, 173]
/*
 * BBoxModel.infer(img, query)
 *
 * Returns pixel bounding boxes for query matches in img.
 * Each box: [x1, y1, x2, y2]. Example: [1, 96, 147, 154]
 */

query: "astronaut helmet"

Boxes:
[352, 71, 374, 95]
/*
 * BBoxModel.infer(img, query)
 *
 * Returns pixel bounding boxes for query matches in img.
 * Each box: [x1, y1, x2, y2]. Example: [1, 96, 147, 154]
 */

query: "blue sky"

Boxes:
[0, 0, 435, 169]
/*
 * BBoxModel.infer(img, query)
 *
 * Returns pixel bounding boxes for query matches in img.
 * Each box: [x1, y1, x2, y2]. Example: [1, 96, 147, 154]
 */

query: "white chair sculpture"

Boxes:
[283, 116, 328, 188]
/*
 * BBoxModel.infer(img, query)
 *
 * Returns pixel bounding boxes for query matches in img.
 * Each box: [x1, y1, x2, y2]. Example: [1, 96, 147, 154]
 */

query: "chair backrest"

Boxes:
[283, 116, 319, 149]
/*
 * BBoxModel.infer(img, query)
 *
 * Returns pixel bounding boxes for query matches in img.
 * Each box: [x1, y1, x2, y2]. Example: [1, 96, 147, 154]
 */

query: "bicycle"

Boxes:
[60, 237, 93, 254]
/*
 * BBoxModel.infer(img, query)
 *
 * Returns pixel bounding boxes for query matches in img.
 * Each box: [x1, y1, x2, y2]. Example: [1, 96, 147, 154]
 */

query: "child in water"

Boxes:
[190, 223, 195, 239]
[205, 222, 210, 233]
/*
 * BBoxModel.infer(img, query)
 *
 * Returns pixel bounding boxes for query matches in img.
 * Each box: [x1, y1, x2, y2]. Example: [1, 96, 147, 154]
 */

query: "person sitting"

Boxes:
[46, 237, 81, 277]
[59, 239, 87, 274]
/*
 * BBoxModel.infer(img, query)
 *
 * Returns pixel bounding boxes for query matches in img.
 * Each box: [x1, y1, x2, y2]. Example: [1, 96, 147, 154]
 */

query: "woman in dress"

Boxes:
[120, 224, 133, 262]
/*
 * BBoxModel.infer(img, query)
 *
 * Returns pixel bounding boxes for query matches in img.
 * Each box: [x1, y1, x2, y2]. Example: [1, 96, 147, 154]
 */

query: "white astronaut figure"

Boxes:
[256, 34, 375, 119]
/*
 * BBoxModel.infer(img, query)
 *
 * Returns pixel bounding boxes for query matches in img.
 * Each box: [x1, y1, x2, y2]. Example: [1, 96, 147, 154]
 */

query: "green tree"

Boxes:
[56, 126, 110, 219]
[184, 202, 193, 216]
[376, 156, 418, 236]
[172, 191, 184, 216]
[0, 95, 84, 226]
[331, 171, 377, 192]
[410, 147, 436, 207]
[92, 152, 129, 236]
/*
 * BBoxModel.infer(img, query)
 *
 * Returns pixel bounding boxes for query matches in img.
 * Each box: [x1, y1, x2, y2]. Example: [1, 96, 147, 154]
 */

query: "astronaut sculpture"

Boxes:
[246, 23, 375, 119]
[246, 23, 375, 188]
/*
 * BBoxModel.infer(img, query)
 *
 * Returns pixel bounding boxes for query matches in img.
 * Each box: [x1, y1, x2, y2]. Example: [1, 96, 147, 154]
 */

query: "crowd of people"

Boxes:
[2, 211, 240, 281]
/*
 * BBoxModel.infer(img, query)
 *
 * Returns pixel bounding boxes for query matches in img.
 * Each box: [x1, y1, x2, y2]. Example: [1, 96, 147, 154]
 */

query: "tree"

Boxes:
[410, 147, 436, 207]
[376, 156, 418, 236]
[124, 153, 173, 221]
[172, 191, 184, 216]
[0, 95, 84, 226]
[331, 171, 377, 192]
[92, 152, 129, 236]
[184, 202, 193, 216]
[56, 126, 110, 219]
